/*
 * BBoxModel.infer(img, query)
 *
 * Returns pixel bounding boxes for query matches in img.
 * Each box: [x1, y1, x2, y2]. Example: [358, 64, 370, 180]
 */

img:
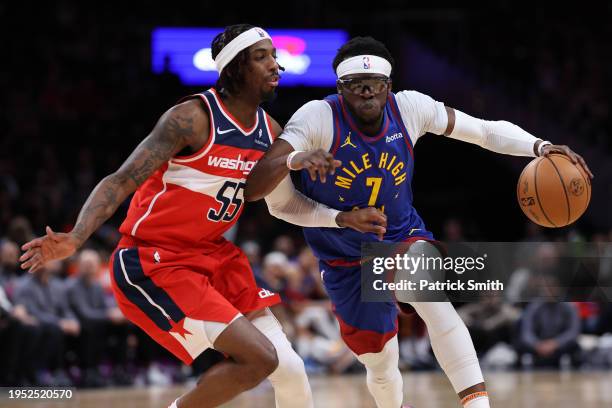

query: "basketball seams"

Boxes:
[533, 158, 557, 227]
[545, 155, 572, 226]
[519, 154, 590, 228]
[556, 154, 591, 212]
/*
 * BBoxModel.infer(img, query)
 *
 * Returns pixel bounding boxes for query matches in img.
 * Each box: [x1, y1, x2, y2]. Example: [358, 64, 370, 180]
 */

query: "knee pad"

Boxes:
[251, 313, 313, 408]
[251, 314, 307, 377]
[356, 336, 400, 375]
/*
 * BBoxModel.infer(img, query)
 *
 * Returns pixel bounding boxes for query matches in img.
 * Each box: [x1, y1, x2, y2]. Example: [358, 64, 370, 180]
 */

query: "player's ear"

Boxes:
[336, 80, 342, 94]
[388, 79, 393, 93]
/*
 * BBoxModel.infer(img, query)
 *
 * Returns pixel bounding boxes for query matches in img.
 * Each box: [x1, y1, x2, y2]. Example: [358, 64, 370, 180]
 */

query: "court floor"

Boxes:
[3, 370, 612, 407]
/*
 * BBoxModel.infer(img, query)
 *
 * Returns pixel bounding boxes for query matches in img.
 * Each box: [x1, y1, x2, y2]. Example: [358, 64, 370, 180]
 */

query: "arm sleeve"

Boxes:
[395, 90, 541, 156]
[447, 109, 540, 157]
[264, 174, 341, 228]
[395, 90, 449, 145]
[279, 100, 334, 151]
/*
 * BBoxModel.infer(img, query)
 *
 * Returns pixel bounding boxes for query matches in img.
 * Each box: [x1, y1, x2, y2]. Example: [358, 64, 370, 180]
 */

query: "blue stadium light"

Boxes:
[152, 28, 348, 87]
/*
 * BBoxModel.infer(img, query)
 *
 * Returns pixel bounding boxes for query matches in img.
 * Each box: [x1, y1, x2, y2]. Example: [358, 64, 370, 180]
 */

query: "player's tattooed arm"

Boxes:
[20, 100, 209, 272]
[71, 99, 208, 245]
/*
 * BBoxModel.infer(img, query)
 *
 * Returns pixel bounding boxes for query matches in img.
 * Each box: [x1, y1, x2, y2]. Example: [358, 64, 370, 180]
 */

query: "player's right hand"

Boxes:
[289, 149, 342, 183]
[336, 207, 387, 240]
[19, 226, 80, 273]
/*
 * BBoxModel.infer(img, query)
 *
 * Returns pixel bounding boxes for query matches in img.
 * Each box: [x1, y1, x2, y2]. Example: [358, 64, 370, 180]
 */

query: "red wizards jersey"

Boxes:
[119, 88, 275, 253]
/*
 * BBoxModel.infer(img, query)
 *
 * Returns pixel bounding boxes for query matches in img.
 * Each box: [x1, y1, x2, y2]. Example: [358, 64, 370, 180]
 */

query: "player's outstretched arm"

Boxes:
[20, 99, 207, 272]
[245, 139, 341, 201]
[444, 106, 593, 178]
[264, 172, 387, 239]
[245, 114, 340, 202]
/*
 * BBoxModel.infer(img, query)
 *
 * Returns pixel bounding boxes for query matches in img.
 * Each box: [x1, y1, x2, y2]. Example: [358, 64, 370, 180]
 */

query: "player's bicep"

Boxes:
[115, 101, 208, 188]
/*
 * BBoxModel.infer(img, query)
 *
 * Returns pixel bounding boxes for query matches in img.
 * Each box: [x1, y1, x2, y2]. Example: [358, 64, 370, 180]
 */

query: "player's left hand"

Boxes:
[19, 226, 80, 272]
[336, 207, 387, 240]
[541, 144, 594, 179]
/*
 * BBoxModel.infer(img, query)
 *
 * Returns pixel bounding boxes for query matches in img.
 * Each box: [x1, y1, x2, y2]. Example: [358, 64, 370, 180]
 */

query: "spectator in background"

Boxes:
[0, 240, 41, 385]
[0, 283, 41, 386]
[1, 240, 20, 277]
[14, 260, 80, 386]
[518, 295, 581, 368]
[458, 295, 520, 355]
[67, 249, 126, 387]
[240, 240, 263, 277]
[506, 242, 560, 303]
[273, 235, 297, 260]
[293, 303, 356, 374]
[261, 251, 293, 297]
[1, 240, 22, 299]
[6, 216, 35, 248]
[259, 251, 297, 337]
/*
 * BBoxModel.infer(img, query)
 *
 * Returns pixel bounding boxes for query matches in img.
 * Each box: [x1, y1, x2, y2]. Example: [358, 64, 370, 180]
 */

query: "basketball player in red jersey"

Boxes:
[19, 25, 384, 408]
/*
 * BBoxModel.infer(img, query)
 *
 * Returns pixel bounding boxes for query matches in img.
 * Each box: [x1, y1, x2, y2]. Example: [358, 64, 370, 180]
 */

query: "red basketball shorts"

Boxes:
[109, 238, 280, 365]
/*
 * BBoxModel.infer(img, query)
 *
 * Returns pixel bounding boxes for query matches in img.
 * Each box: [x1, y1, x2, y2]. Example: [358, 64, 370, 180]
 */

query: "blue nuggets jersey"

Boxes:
[301, 93, 433, 261]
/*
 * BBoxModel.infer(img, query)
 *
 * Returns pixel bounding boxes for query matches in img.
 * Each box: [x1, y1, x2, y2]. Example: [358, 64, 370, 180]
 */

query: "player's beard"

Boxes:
[261, 88, 277, 103]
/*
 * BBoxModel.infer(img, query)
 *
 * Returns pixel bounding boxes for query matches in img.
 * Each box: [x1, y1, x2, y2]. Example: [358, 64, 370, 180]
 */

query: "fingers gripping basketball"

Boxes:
[517, 153, 591, 227]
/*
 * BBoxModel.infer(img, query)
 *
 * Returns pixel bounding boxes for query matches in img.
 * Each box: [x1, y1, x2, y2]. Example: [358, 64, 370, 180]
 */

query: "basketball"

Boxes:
[517, 153, 591, 227]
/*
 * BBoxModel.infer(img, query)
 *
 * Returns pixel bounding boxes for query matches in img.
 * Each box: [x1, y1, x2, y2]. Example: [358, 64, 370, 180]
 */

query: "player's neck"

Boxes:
[219, 91, 259, 129]
[353, 111, 384, 137]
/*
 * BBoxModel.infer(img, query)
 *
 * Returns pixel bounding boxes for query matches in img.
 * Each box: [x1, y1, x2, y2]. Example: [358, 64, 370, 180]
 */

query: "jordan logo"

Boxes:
[341, 133, 357, 148]
[153, 251, 161, 263]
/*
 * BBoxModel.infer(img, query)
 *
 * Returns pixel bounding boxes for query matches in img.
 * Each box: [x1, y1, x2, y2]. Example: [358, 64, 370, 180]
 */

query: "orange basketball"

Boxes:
[517, 153, 591, 227]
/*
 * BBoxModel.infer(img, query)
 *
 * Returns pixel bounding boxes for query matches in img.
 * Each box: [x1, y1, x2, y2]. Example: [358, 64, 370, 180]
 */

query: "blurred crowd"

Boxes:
[2, 220, 612, 388]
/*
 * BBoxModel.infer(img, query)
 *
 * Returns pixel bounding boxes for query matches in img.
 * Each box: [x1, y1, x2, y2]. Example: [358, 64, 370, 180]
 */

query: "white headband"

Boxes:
[336, 55, 392, 78]
[214, 27, 272, 74]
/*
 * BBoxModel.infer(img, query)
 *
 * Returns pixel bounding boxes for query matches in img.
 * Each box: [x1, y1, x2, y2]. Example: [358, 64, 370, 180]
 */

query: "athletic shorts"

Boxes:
[320, 236, 439, 355]
[109, 237, 281, 365]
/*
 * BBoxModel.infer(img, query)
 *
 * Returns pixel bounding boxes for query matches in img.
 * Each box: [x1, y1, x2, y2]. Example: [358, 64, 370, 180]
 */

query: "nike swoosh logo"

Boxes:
[217, 127, 235, 135]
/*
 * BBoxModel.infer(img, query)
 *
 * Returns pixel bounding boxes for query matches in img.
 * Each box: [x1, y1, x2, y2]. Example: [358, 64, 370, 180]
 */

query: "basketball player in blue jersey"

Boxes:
[246, 37, 593, 408]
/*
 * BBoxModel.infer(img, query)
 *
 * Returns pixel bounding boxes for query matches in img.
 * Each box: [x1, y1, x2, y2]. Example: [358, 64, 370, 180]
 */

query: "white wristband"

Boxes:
[537, 141, 552, 156]
[286, 150, 303, 170]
